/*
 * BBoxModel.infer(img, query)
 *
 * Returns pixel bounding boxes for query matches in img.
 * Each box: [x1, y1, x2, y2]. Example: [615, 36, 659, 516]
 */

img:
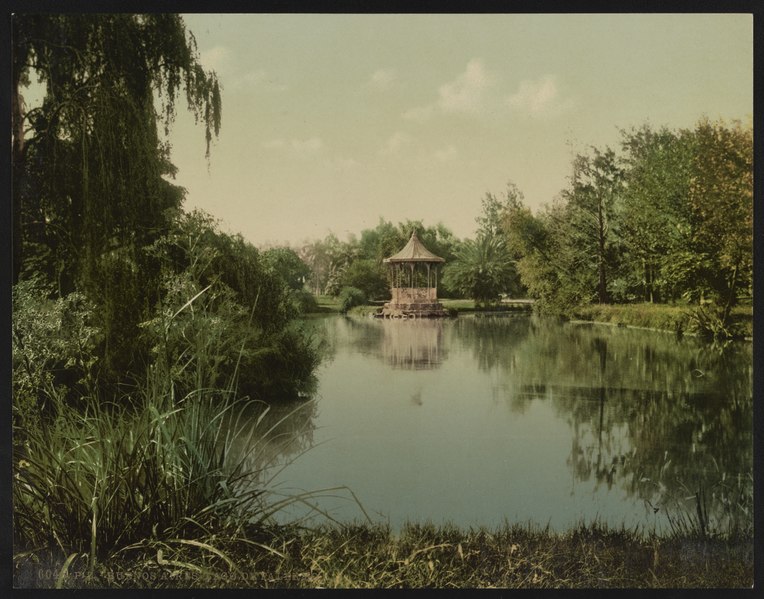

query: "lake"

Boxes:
[236, 314, 753, 534]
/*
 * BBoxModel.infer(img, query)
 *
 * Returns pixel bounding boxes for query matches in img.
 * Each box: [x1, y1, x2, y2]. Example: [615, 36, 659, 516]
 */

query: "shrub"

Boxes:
[291, 288, 319, 314]
[338, 286, 367, 314]
[12, 278, 102, 427]
[340, 259, 389, 301]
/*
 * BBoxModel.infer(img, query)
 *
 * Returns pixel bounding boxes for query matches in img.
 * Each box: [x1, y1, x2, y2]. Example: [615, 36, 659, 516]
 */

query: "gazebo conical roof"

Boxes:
[383, 231, 445, 263]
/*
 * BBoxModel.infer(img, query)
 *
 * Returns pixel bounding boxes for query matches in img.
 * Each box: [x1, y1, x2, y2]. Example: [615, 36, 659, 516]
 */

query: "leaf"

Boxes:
[55, 552, 79, 589]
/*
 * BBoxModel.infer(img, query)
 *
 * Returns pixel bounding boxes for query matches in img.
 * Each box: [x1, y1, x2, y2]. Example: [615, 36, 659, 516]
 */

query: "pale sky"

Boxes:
[165, 13, 753, 247]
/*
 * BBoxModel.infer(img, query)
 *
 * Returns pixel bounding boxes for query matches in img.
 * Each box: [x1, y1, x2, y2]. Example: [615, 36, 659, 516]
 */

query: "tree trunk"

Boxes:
[643, 259, 649, 302]
[12, 61, 25, 285]
[722, 263, 739, 325]
[597, 199, 607, 303]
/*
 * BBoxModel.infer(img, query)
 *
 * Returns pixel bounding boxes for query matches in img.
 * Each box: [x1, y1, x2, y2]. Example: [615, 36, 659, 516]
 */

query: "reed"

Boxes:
[12, 285, 343, 587]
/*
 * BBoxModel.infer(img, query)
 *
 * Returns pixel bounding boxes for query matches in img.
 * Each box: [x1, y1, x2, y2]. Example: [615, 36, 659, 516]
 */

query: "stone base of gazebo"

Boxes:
[376, 301, 451, 319]
[375, 287, 451, 318]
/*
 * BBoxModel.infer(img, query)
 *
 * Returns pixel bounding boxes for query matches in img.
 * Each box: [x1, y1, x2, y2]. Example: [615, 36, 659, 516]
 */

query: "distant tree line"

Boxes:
[296, 220, 461, 302]
[291, 118, 751, 324]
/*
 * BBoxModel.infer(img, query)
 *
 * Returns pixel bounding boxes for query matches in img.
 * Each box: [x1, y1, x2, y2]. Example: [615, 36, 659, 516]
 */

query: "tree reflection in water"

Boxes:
[457, 316, 753, 535]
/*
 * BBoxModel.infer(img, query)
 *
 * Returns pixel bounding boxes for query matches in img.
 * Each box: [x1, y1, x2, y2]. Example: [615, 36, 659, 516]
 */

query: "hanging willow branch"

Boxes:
[12, 14, 222, 285]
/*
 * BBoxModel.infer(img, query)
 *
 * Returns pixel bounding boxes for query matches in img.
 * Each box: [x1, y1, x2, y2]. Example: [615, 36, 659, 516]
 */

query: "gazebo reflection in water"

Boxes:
[380, 319, 445, 370]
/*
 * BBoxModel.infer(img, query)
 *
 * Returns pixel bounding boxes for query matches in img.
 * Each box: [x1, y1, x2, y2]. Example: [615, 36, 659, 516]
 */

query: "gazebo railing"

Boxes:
[391, 287, 437, 302]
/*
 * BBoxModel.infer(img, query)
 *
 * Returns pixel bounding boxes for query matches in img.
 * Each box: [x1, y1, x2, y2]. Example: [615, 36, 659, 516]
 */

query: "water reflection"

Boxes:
[237, 315, 752, 533]
[341, 317, 446, 369]
[471, 318, 753, 533]
[223, 397, 317, 482]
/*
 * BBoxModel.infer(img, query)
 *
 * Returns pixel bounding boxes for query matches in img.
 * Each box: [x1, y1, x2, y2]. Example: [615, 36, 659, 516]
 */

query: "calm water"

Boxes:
[237, 314, 753, 533]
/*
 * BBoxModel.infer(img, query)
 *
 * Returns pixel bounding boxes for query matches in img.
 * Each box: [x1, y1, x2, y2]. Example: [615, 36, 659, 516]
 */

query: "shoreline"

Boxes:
[314, 299, 753, 341]
[567, 318, 754, 342]
[14, 521, 753, 589]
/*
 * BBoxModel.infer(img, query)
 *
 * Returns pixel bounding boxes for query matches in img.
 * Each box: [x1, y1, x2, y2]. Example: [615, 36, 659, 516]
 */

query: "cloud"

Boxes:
[380, 131, 413, 155]
[235, 69, 288, 92]
[262, 138, 286, 149]
[291, 137, 325, 153]
[404, 59, 491, 121]
[263, 137, 325, 153]
[402, 105, 436, 122]
[506, 75, 574, 117]
[438, 59, 490, 113]
[368, 68, 397, 91]
[331, 157, 360, 170]
[199, 46, 286, 92]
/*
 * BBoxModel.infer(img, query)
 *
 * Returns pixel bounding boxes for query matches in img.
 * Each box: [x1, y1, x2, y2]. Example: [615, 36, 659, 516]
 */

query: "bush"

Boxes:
[12, 278, 102, 426]
[291, 288, 319, 314]
[338, 286, 367, 314]
[340, 259, 389, 301]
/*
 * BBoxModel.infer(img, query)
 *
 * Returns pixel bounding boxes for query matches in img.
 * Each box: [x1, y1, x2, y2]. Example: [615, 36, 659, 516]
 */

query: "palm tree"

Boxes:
[443, 235, 518, 307]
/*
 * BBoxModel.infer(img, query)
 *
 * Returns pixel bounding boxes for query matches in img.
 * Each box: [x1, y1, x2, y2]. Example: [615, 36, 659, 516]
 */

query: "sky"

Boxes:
[165, 13, 753, 248]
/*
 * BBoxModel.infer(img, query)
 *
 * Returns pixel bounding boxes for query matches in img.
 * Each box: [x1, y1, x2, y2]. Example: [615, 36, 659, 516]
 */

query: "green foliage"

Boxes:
[572, 303, 691, 335]
[687, 118, 753, 319]
[340, 259, 389, 301]
[142, 210, 320, 402]
[12, 278, 102, 427]
[13, 14, 222, 381]
[291, 288, 319, 313]
[443, 235, 519, 307]
[619, 125, 695, 302]
[558, 147, 626, 304]
[505, 119, 752, 322]
[476, 181, 525, 239]
[300, 220, 460, 298]
[338, 287, 367, 314]
[262, 247, 311, 291]
[13, 374, 317, 561]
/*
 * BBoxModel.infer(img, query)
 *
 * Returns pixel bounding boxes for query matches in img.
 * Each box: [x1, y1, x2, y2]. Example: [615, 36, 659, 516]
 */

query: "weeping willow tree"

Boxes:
[12, 14, 221, 380]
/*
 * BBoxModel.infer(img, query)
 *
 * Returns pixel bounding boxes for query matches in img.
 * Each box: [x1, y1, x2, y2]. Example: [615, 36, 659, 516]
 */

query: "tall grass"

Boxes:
[663, 475, 754, 542]
[13, 283, 347, 586]
[16, 379, 269, 555]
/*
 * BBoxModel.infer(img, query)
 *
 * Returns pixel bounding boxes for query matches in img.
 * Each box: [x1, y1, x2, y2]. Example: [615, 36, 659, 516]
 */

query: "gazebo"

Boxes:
[377, 230, 450, 318]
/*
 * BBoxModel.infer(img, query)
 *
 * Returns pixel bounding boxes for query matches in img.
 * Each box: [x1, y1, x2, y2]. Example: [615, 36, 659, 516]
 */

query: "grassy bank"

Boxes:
[15, 521, 752, 589]
[571, 303, 753, 339]
[312, 294, 343, 313]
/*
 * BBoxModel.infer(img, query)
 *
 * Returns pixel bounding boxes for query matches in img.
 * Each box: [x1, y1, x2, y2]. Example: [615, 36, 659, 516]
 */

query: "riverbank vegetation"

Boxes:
[500, 120, 752, 339]
[12, 14, 321, 584]
[15, 521, 752, 589]
[571, 302, 753, 339]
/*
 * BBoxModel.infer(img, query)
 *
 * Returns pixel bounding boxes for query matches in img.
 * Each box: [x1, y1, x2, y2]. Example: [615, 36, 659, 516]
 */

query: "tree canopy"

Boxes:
[12, 14, 221, 288]
[12, 14, 225, 383]
[503, 118, 752, 329]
